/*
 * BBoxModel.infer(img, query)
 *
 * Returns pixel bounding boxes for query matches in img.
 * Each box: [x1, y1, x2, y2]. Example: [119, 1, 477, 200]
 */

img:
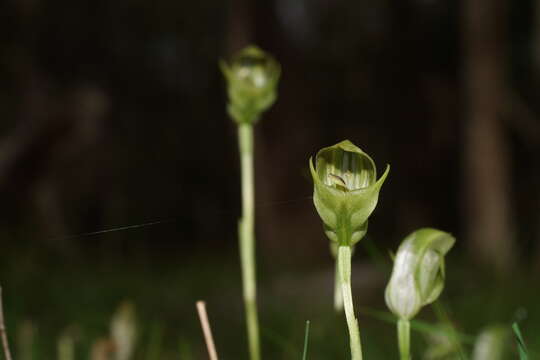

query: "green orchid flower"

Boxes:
[220, 46, 281, 125]
[310, 140, 389, 360]
[310, 140, 390, 248]
[385, 228, 455, 321]
[385, 228, 455, 360]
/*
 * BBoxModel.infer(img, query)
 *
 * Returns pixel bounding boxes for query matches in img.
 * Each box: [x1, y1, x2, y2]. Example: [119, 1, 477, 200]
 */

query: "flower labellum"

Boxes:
[220, 46, 281, 125]
[310, 140, 390, 248]
[385, 228, 455, 321]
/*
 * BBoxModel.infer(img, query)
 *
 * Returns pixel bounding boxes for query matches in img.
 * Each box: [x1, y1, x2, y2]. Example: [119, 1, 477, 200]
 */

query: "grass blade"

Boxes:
[356, 306, 476, 344]
[512, 322, 528, 360]
[432, 302, 468, 360]
[302, 321, 310, 360]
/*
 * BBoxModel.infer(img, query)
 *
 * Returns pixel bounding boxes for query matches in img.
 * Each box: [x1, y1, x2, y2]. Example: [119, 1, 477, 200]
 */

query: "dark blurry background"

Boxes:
[0, 0, 539, 359]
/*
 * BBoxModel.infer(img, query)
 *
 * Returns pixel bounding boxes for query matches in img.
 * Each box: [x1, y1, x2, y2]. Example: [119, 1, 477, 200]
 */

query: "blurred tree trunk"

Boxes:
[462, 0, 514, 270]
[533, 0, 540, 74]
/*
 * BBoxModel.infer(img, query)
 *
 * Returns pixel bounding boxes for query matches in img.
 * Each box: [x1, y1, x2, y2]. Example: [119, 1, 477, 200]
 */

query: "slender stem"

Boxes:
[397, 319, 411, 360]
[238, 124, 261, 360]
[334, 260, 343, 312]
[337, 246, 363, 360]
[0, 287, 13, 360]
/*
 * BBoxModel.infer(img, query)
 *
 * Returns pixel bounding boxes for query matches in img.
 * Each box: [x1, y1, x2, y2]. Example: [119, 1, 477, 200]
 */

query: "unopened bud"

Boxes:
[385, 228, 455, 320]
[220, 46, 280, 124]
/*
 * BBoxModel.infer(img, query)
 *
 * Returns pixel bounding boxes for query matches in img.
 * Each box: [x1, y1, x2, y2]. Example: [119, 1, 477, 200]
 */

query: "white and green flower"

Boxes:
[310, 140, 389, 248]
[220, 46, 280, 124]
[385, 228, 455, 320]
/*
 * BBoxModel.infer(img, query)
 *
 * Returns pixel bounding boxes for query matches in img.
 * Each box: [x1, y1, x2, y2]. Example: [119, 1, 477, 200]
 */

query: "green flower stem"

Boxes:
[397, 319, 411, 360]
[337, 246, 363, 360]
[238, 123, 261, 360]
[334, 260, 343, 311]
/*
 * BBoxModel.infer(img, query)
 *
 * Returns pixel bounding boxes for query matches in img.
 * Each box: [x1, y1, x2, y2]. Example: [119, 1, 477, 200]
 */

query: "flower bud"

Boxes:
[220, 46, 281, 124]
[111, 301, 137, 360]
[310, 140, 389, 248]
[472, 325, 510, 360]
[385, 228, 455, 320]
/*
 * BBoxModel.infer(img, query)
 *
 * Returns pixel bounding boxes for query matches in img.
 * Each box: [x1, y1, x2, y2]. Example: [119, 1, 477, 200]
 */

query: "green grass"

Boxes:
[513, 322, 529, 360]
[0, 250, 539, 359]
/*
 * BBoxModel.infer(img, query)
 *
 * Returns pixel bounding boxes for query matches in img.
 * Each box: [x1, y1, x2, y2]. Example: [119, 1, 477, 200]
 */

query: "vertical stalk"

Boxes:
[238, 124, 261, 360]
[337, 246, 363, 360]
[397, 319, 410, 360]
[334, 260, 344, 311]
